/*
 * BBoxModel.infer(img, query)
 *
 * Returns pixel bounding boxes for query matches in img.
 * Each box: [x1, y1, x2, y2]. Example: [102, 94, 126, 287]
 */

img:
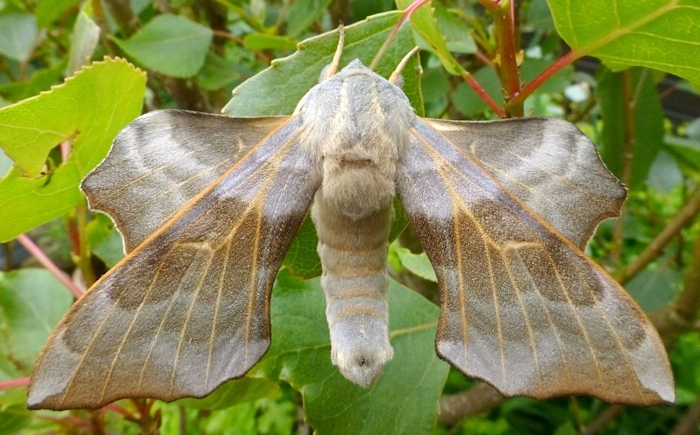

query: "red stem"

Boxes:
[475, 0, 500, 12]
[370, 0, 430, 70]
[492, 0, 522, 116]
[17, 234, 85, 298]
[463, 74, 507, 118]
[0, 376, 29, 390]
[474, 50, 496, 71]
[106, 403, 136, 418]
[511, 50, 578, 106]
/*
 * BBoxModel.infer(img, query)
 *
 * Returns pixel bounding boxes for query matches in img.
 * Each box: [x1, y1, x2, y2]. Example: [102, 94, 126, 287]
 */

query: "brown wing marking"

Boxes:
[81, 111, 290, 251]
[395, 119, 673, 405]
[423, 118, 626, 249]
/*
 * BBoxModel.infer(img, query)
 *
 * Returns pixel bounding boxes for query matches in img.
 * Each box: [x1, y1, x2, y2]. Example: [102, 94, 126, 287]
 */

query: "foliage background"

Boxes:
[1, 0, 700, 434]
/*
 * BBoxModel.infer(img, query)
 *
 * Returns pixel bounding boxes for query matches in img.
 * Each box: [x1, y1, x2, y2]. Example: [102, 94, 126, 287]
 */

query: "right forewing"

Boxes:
[28, 117, 320, 410]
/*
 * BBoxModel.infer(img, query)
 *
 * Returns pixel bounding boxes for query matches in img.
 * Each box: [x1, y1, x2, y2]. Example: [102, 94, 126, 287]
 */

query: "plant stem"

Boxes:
[511, 50, 577, 107]
[76, 200, 96, 287]
[370, 0, 430, 70]
[462, 73, 507, 117]
[17, 234, 84, 298]
[581, 405, 624, 435]
[438, 382, 505, 424]
[474, 0, 499, 13]
[0, 376, 30, 390]
[673, 221, 700, 323]
[473, 50, 496, 71]
[611, 70, 635, 268]
[492, 0, 522, 116]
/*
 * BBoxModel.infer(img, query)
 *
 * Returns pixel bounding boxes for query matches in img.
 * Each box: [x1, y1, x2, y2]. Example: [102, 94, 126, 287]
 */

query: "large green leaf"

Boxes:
[223, 11, 423, 116]
[111, 14, 213, 78]
[0, 58, 146, 242]
[547, 0, 700, 85]
[0, 269, 73, 378]
[253, 271, 449, 434]
[597, 67, 664, 189]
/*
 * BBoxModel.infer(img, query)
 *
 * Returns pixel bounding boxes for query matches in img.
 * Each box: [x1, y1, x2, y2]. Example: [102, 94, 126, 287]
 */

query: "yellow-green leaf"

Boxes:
[0, 58, 146, 242]
[548, 0, 700, 84]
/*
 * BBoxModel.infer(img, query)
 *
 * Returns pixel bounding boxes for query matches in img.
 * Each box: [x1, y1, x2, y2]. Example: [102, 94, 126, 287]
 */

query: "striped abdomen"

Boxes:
[311, 192, 394, 387]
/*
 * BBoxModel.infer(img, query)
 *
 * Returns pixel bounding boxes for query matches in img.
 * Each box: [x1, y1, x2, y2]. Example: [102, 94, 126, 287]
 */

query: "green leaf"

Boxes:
[35, 0, 81, 28]
[670, 332, 700, 399]
[433, 4, 477, 54]
[254, 271, 449, 434]
[520, 58, 574, 94]
[452, 66, 502, 117]
[0, 58, 146, 242]
[597, 67, 664, 189]
[86, 212, 125, 268]
[395, 0, 467, 75]
[195, 52, 243, 91]
[396, 247, 438, 282]
[0, 14, 38, 62]
[626, 264, 683, 312]
[175, 377, 280, 411]
[0, 388, 27, 408]
[282, 216, 322, 279]
[647, 150, 682, 193]
[111, 14, 213, 78]
[65, 3, 101, 75]
[0, 269, 73, 377]
[547, 0, 700, 84]
[286, 0, 333, 38]
[243, 33, 297, 51]
[664, 134, 700, 171]
[0, 406, 30, 435]
[525, 0, 556, 31]
[223, 11, 424, 117]
[0, 61, 65, 103]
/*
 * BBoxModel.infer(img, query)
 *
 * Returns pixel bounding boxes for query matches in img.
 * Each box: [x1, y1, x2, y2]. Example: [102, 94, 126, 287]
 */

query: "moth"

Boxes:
[28, 29, 674, 410]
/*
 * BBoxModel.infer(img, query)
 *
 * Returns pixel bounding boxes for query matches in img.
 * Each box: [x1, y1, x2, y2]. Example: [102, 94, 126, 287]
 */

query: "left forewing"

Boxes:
[28, 117, 321, 410]
[396, 119, 674, 405]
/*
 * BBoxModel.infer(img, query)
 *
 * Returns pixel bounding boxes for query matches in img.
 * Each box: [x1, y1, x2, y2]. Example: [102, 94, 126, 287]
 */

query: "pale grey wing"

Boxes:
[396, 119, 674, 405]
[28, 117, 321, 410]
[423, 118, 626, 248]
[81, 110, 290, 252]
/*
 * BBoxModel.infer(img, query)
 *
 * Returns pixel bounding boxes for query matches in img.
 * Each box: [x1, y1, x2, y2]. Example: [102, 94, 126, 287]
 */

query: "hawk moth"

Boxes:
[27, 29, 674, 410]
